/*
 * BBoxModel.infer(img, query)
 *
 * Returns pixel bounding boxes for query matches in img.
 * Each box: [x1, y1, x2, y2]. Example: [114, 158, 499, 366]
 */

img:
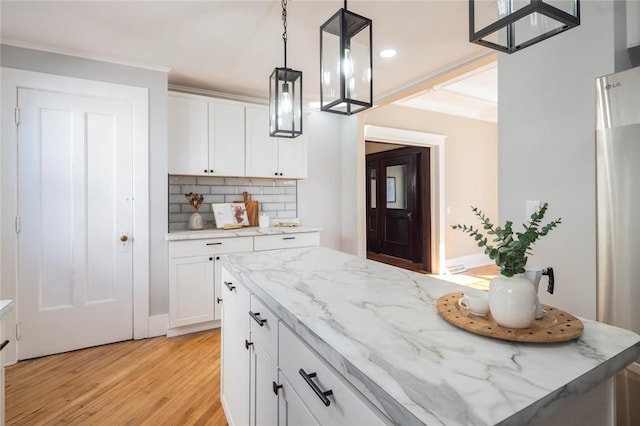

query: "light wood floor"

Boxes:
[5, 329, 228, 426]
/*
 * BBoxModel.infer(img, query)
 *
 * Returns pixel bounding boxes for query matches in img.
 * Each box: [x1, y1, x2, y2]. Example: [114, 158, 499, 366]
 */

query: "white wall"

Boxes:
[0, 45, 170, 316]
[363, 104, 498, 264]
[297, 112, 343, 250]
[498, 0, 633, 319]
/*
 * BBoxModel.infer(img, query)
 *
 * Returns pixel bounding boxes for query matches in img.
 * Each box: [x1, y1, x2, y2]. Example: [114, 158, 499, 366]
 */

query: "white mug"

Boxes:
[259, 214, 270, 228]
[458, 291, 490, 316]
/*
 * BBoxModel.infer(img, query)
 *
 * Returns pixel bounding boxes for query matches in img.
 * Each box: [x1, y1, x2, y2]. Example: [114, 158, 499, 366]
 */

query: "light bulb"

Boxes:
[280, 83, 292, 115]
[343, 48, 354, 78]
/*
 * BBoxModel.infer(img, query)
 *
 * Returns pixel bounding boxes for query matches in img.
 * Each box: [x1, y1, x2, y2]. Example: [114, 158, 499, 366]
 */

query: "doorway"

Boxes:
[366, 146, 431, 272]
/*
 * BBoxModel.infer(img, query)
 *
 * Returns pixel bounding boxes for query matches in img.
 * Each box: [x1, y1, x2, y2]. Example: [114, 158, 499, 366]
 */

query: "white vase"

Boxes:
[489, 274, 537, 329]
[189, 212, 204, 230]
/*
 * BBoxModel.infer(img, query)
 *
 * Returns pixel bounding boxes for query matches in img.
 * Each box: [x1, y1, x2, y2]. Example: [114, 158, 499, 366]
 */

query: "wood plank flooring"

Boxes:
[5, 329, 228, 426]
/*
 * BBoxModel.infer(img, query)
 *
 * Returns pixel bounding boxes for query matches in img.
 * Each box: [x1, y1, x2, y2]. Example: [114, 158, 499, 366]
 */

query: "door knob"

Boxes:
[120, 234, 128, 242]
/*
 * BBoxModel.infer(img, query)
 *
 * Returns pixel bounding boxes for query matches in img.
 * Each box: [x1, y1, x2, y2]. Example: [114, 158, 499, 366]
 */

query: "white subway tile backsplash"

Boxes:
[169, 176, 197, 185]
[196, 176, 225, 185]
[168, 175, 297, 230]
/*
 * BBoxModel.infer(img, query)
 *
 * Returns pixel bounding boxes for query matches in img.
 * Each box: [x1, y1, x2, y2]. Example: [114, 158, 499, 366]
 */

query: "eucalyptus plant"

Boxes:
[452, 202, 562, 277]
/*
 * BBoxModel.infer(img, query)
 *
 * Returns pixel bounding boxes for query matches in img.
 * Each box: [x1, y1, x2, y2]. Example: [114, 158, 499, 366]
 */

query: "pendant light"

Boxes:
[320, 0, 372, 115]
[470, 0, 580, 54]
[270, 0, 302, 138]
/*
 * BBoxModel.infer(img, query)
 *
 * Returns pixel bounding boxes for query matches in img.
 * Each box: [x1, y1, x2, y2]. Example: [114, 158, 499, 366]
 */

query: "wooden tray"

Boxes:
[436, 292, 583, 343]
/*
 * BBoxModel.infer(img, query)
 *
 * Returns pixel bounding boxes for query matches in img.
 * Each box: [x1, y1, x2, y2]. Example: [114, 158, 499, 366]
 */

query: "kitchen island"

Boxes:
[220, 247, 640, 425]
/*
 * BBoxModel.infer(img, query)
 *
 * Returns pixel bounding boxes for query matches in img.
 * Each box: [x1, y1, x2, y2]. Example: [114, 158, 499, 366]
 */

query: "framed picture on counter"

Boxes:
[211, 203, 249, 228]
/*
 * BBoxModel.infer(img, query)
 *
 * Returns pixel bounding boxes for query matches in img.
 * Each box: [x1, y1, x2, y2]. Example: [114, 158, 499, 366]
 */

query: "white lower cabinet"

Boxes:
[220, 268, 251, 426]
[168, 237, 253, 330]
[278, 374, 320, 426]
[250, 340, 278, 426]
[253, 232, 320, 252]
[278, 323, 389, 426]
[168, 255, 216, 327]
[220, 266, 390, 426]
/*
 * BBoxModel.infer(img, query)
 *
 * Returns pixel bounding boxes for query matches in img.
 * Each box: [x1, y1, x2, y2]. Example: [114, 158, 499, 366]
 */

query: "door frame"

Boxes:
[1, 68, 150, 364]
[363, 125, 446, 274]
[366, 147, 430, 268]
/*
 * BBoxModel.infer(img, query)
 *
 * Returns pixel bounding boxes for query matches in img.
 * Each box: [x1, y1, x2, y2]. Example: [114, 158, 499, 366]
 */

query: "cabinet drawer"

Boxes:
[278, 323, 389, 426]
[249, 295, 278, 362]
[169, 236, 253, 257]
[254, 232, 319, 251]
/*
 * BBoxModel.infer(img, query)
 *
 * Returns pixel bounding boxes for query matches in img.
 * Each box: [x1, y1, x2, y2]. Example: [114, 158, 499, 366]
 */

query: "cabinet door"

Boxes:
[278, 374, 319, 426]
[245, 106, 279, 178]
[278, 135, 308, 179]
[209, 101, 245, 176]
[213, 255, 222, 321]
[168, 94, 209, 175]
[168, 255, 214, 328]
[250, 340, 279, 426]
[220, 269, 251, 426]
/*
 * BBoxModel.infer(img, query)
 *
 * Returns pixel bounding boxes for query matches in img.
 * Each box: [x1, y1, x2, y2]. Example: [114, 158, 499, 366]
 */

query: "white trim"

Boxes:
[375, 51, 496, 105]
[166, 320, 220, 338]
[148, 314, 169, 338]
[1, 68, 150, 363]
[444, 253, 493, 274]
[1, 39, 170, 73]
[364, 125, 447, 274]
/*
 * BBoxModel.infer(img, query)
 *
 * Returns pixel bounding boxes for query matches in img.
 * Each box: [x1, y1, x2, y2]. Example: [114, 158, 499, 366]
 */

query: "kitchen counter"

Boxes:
[165, 225, 322, 241]
[221, 247, 640, 425]
[0, 300, 12, 320]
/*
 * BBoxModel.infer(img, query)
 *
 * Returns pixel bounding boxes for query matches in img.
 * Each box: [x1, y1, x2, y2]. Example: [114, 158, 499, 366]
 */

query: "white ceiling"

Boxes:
[0, 1, 496, 117]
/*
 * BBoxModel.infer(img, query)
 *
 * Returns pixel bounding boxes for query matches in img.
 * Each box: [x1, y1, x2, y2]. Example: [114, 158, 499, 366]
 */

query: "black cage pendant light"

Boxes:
[270, 0, 302, 138]
[470, 0, 580, 54]
[320, 0, 372, 115]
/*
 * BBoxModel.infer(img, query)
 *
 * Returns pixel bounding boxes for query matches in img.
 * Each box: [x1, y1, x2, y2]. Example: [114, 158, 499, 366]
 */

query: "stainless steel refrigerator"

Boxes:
[596, 66, 640, 426]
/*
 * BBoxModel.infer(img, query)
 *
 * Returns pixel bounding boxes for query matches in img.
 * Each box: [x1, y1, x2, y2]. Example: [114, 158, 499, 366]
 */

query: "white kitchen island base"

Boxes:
[220, 247, 640, 425]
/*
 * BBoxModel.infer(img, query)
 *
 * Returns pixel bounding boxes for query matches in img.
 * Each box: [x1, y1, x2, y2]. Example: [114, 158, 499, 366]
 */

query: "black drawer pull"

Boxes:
[224, 281, 235, 291]
[0, 340, 9, 351]
[216, 297, 222, 304]
[206, 242, 223, 246]
[299, 369, 333, 406]
[249, 311, 267, 326]
[273, 381, 283, 395]
[282, 236, 296, 240]
[245, 339, 253, 350]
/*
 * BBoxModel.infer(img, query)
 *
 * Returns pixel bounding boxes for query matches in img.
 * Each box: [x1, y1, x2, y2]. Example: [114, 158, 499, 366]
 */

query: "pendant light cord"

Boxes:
[282, 0, 288, 68]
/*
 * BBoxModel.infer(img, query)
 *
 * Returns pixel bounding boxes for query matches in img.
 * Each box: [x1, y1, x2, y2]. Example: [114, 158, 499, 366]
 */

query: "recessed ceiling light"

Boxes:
[379, 49, 396, 58]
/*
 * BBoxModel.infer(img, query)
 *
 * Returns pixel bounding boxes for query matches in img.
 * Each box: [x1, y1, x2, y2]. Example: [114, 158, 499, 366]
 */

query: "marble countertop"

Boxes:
[221, 247, 640, 426]
[165, 226, 321, 241]
[0, 299, 13, 320]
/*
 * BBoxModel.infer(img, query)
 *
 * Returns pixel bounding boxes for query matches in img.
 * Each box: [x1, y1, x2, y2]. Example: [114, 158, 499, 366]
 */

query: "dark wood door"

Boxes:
[366, 146, 430, 268]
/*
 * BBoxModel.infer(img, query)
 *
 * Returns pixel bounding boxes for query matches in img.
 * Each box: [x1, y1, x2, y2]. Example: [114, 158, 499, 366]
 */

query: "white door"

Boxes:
[16, 87, 134, 359]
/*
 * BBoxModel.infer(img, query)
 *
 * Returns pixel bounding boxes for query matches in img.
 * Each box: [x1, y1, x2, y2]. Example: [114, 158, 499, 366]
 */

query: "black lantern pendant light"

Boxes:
[270, 0, 302, 138]
[320, 0, 372, 115]
[470, 0, 580, 54]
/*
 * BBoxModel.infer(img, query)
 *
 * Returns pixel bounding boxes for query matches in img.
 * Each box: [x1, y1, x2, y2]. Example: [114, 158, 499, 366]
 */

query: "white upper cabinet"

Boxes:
[245, 106, 308, 179]
[168, 94, 208, 175]
[245, 106, 279, 178]
[168, 92, 245, 176]
[209, 101, 245, 176]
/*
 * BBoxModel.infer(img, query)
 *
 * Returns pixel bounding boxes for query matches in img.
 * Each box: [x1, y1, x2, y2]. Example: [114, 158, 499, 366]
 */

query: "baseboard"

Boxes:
[148, 314, 169, 337]
[166, 320, 221, 338]
[444, 253, 492, 274]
